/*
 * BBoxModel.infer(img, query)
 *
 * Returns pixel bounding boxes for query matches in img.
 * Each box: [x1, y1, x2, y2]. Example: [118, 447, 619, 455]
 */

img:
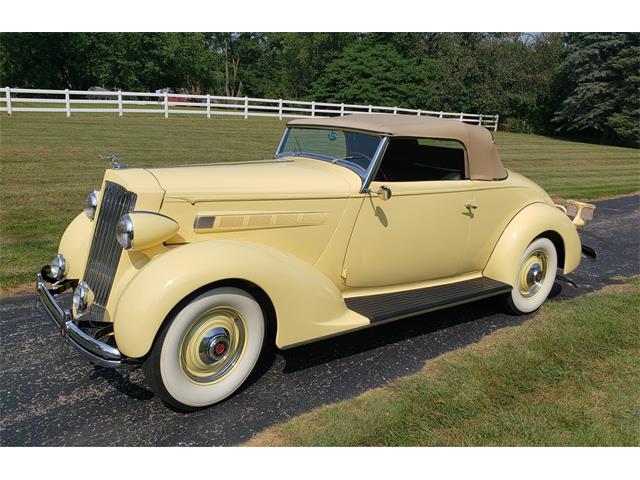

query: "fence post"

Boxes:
[459, 112, 464, 122]
[206, 94, 211, 119]
[417, 109, 421, 116]
[439, 111, 443, 118]
[278, 98, 283, 121]
[494, 115, 499, 132]
[311, 101, 315, 117]
[244, 96, 249, 119]
[163, 92, 169, 118]
[368, 105, 372, 113]
[340, 103, 345, 116]
[65, 89, 71, 117]
[479, 114, 483, 127]
[5, 87, 12, 116]
[118, 90, 123, 117]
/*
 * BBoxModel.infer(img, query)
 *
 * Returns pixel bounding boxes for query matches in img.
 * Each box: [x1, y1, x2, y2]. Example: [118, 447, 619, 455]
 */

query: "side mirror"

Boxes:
[377, 185, 392, 201]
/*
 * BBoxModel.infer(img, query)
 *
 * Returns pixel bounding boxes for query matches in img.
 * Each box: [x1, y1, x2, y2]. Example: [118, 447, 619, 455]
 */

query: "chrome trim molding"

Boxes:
[36, 273, 122, 368]
[360, 136, 390, 193]
[83, 181, 137, 321]
[275, 128, 290, 158]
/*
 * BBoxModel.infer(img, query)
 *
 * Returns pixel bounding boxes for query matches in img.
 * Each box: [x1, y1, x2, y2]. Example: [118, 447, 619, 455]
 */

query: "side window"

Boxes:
[375, 137, 467, 182]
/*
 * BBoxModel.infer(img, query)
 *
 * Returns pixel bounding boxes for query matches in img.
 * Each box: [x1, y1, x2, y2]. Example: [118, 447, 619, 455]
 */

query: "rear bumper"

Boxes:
[36, 273, 122, 368]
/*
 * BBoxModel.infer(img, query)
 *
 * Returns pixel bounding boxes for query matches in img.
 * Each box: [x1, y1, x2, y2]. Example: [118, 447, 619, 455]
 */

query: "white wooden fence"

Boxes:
[0, 87, 499, 131]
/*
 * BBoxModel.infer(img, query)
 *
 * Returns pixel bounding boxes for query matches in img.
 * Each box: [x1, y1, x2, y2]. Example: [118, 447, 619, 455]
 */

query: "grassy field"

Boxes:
[0, 113, 638, 290]
[247, 278, 640, 446]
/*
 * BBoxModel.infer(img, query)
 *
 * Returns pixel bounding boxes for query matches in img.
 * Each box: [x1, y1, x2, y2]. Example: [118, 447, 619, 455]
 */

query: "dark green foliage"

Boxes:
[0, 33, 221, 92]
[310, 40, 430, 108]
[1, 32, 638, 147]
[553, 33, 640, 147]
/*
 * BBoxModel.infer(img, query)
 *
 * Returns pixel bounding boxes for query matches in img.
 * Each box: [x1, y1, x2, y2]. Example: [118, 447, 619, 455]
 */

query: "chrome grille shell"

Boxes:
[82, 181, 137, 321]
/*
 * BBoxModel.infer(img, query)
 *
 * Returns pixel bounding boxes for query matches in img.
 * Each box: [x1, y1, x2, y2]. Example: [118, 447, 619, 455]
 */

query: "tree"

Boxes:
[553, 33, 640, 146]
[310, 40, 431, 108]
[0, 33, 221, 92]
[0, 33, 92, 89]
[265, 33, 358, 99]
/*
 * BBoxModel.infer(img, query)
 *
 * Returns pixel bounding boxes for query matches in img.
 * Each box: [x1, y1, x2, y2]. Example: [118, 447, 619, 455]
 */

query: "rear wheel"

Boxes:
[506, 237, 558, 314]
[144, 287, 265, 410]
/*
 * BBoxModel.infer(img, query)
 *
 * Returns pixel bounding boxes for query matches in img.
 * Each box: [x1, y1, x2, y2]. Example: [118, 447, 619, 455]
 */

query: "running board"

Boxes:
[345, 277, 512, 324]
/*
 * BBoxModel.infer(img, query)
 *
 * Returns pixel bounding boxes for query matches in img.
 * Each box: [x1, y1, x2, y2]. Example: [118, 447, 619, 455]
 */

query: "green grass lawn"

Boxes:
[0, 113, 638, 290]
[247, 278, 640, 446]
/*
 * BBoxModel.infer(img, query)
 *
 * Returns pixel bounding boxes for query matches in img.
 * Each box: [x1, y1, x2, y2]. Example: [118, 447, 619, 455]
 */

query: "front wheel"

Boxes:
[144, 287, 266, 410]
[506, 237, 558, 315]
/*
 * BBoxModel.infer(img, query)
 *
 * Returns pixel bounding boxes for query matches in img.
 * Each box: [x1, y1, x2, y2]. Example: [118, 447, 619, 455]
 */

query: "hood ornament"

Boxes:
[99, 152, 128, 169]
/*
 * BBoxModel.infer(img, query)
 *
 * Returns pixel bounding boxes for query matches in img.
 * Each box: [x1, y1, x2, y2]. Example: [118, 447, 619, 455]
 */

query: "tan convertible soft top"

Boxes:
[288, 114, 506, 180]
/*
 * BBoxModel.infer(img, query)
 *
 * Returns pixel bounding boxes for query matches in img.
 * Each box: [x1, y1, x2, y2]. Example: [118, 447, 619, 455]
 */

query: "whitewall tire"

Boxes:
[506, 237, 558, 315]
[144, 287, 266, 410]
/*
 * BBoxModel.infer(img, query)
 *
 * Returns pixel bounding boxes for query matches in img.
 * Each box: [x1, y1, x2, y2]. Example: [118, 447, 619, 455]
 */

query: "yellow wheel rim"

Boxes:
[518, 249, 548, 298]
[179, 307, 247, 384]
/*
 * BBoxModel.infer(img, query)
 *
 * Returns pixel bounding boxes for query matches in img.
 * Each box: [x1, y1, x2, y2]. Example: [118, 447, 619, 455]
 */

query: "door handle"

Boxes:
[465, 202, 478, 210]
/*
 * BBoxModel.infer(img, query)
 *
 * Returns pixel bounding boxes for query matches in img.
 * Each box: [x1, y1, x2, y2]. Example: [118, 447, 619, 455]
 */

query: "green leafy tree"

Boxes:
[310, 40, 432, 109]
[2, 31, 638, 147]
[553, 33, 640, 146]
[0, 33, 92, 88]
[265, 33, 359, 99]
[0, 32, 221, 92]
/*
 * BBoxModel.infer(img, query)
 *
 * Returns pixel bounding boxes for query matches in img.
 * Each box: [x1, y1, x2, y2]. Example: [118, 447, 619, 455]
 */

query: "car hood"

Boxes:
[146, 157, 362, 202]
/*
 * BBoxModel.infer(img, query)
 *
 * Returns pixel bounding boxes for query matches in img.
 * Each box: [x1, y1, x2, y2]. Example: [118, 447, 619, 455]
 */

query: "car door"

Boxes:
[342, 179, 475, 288]
[465, 182, 532, 272]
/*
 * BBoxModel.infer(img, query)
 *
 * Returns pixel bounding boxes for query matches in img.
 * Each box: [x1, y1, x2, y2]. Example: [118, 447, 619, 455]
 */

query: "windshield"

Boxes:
[277, 127, 383, 173]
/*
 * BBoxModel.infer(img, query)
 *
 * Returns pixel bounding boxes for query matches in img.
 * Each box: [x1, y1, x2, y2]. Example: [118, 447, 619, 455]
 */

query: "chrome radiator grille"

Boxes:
[83, 181, 137, 320]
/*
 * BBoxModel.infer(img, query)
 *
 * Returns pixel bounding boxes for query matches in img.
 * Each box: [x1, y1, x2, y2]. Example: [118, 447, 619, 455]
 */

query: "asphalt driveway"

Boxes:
[1, 195, 638, 446]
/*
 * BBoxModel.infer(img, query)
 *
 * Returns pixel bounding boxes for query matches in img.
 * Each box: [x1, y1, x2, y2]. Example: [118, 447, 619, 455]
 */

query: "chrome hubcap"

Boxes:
[199, 327, 231, 364]
[519, 250, 548, 298]
[180, 307, 246, 384]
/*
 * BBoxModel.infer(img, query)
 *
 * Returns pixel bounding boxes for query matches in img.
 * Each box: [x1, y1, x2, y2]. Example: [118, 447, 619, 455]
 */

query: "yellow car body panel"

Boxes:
[113, 240, 369, 358]
[147, 157, 362, 202]
[125, 212, 179, 251]
[51, 118, 589, 362]
[483, 201, 582, 285]
[58, 213, 92, 280]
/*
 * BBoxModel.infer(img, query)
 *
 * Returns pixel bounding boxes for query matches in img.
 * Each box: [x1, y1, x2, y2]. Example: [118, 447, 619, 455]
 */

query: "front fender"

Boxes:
[483, 202, 581, 286]
[58, 213, 92, 279]
[113, 240, 368, 358]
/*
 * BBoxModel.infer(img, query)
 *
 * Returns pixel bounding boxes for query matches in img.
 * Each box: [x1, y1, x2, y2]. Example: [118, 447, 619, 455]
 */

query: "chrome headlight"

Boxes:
[49, 254, 66, 281]
[72, 281, 91, 313]
[116, 214, 134, 250]
[83, 191, 98, 220]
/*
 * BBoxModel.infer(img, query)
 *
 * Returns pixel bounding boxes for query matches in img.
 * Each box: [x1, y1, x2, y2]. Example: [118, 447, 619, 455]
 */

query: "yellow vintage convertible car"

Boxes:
[37, 114, 595, 409]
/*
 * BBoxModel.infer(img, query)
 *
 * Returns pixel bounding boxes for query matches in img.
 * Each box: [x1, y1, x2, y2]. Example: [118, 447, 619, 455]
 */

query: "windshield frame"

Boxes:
[274, 126, 388, 192]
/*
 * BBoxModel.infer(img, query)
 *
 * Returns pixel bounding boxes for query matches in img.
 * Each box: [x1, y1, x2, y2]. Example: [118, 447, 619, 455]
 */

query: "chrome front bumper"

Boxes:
[36, 273, 122, 368]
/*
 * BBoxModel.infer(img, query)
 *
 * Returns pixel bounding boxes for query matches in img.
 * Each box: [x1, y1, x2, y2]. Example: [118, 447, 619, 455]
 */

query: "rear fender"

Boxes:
[483, 202, 581, 286]
[113, 240, 368, 358]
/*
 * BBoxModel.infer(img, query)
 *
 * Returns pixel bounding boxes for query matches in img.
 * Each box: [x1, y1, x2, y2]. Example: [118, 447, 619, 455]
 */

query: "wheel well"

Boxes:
[144, 278, 277, 361]
[226, 279, 277, 346]
[536, 230, 565, 269]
